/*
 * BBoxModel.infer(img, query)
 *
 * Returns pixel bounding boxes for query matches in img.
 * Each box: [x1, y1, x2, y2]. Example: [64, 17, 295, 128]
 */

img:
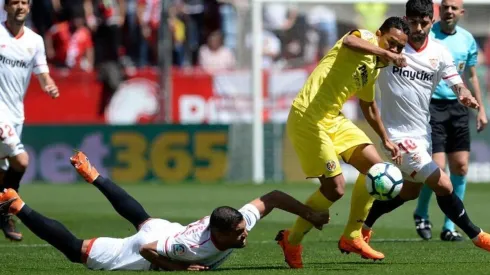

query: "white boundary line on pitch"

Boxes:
[0, 238, 426, 248]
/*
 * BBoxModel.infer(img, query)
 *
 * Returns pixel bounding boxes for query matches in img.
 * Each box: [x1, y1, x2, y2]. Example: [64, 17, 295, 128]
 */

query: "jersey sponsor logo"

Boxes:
[172, 244, 186, 256]
[0, 54, 29, 69]
[392, 66, 434, 81]
[353, 64, 368, 88]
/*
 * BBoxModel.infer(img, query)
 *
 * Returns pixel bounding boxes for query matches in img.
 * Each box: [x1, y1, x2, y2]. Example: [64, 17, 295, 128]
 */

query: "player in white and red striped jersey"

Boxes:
[351, 0, 490, 254]
[0, 151, 330, 271]
[0, 0, 59, 241]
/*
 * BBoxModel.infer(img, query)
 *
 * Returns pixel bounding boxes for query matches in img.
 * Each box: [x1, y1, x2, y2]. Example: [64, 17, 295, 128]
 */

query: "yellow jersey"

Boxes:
[292, 29, 384, 121]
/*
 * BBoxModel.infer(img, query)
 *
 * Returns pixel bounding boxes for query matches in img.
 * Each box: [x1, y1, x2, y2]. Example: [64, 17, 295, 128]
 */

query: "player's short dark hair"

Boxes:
[379, 16, 410, 36]
[210, 206, 244, 232]
[406, 0, 434, 19]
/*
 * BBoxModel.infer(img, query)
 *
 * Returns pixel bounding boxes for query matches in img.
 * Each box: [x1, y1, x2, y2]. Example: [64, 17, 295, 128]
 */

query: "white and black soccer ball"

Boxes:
[365, 162, 403, 201]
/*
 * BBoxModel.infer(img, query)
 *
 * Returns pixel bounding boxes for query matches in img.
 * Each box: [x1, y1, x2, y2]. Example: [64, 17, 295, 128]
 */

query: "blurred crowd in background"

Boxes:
[7, 1, 488, 72]
[3, 1, 490, 103]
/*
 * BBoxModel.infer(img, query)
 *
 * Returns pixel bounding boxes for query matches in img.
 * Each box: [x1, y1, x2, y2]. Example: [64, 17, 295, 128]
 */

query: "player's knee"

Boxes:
[426, 170, 453, 196]
[319, 175, 345, 201]
[449, 161, 468, 176]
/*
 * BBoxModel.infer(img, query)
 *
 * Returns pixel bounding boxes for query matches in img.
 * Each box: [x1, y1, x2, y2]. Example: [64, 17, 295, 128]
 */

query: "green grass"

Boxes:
[2, 183, 490, 274]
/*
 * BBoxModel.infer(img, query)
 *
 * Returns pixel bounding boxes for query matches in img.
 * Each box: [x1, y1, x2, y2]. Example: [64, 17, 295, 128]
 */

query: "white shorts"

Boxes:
[85, 218, 184, 271]
[381, 136, 439, 183]
[0, 122, 24, 170]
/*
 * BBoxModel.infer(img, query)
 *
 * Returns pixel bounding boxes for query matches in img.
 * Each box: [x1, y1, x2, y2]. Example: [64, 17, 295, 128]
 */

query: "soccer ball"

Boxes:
[365, 162, 403, 201]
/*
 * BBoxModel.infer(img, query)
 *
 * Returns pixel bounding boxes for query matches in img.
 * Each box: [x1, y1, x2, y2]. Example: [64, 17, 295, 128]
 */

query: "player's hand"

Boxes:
[458, 93, 479, 109]
[185, 264, 209, 271]
[383, 139, 402, 165]
[477, 110, 488, 133]
[44, 84, 59, 99]
[385, 51, 407, 67]
[307, 209, 330, 230]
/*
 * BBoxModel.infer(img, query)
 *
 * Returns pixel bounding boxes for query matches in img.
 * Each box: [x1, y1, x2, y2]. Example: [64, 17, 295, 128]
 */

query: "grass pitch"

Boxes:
[2, 182, 490, 274]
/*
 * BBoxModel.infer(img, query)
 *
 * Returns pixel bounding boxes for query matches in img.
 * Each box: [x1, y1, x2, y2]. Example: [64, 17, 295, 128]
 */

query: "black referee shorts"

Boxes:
[430, 98, 470, 154]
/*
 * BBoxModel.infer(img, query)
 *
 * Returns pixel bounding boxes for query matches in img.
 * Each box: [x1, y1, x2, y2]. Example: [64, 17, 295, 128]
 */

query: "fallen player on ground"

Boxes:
[0, 151, 330, 271]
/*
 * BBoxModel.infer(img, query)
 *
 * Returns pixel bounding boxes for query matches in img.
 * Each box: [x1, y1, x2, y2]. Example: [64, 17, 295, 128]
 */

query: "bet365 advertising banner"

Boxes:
[20, 125, 228, 184]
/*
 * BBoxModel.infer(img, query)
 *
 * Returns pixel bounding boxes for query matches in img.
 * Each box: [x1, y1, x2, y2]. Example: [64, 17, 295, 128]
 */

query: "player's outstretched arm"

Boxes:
[359, 99, 401, 165]
[343, 31, 406, 67]
[343, 33, 388, 57]
[248, 190, 330, 230]
[139, 242, 208, 271]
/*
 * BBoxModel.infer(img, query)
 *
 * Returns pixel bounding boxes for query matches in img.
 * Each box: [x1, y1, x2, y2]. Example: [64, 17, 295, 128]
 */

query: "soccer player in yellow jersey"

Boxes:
[275, 17, 410, 268]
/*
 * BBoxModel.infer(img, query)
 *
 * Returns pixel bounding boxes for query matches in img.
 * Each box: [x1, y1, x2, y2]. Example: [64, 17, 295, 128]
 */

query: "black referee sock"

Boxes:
[364, 196, 406, 228]
[436, 192, 481, 239]
[93, 176, 150, 229]
[16, 205, 83, 263]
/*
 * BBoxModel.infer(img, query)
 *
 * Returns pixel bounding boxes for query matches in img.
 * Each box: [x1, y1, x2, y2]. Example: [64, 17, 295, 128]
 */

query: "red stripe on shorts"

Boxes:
[82, 238, 98, 264]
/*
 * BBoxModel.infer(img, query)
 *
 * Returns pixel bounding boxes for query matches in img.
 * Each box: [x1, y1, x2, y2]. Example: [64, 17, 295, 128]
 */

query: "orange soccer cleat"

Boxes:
[70, 150, 100, 183]
[338, 235, 384, 261]
[473, 231, 490, 252]
[0, 188, 24, 215]
[0, 189, 24, 241]
[362, 227, 374, 243]
[275, 230, 303, 268]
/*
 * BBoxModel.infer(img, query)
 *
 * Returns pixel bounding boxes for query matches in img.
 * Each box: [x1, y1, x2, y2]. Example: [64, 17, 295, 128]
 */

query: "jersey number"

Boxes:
[398, 139, 417, 154]
[0, 124, 14, 141]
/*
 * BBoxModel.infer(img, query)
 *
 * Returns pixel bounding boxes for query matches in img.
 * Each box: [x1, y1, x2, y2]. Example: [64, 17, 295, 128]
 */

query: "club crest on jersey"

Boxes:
[326, 160, 337, 172]
[172, 244, 186, 256]
[429, 57, 438, 69]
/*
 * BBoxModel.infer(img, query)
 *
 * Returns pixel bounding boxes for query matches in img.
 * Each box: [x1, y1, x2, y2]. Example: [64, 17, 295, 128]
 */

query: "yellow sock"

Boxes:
[342, 174, 374, 240]
[288, 189, 333, 245]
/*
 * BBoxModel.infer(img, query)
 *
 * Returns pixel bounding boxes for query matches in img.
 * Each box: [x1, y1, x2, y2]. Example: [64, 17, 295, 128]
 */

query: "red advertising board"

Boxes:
[25, 71, 104, 124]
[24, 68, 160, 124]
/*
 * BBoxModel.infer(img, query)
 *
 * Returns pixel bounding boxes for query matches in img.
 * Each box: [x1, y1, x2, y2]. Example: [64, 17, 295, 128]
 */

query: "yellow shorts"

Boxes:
[287, 107, 372, 178]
